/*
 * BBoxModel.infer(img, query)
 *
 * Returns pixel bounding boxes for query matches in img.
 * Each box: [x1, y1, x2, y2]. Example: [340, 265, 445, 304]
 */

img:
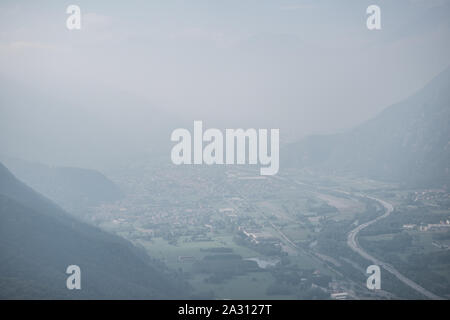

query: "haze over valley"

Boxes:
[0, 0, 449, 300]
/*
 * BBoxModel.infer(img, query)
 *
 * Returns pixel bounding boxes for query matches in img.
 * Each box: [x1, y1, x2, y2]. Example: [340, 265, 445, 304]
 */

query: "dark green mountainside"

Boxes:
[0, 162, 189, 299]
[284, 67, 450, 188]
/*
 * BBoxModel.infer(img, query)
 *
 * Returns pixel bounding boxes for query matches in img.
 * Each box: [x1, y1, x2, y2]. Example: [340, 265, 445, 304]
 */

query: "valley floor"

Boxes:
[87, 164, 450, 299]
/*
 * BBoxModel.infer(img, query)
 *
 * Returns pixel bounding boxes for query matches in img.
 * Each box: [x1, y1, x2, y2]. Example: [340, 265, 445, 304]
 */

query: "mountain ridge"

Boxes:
[284, 67, 450, 187]
[0, 162, 189, 299]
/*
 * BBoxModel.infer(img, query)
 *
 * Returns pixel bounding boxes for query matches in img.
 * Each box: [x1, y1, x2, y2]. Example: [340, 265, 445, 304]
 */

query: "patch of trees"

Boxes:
[193, 254, 260, 283]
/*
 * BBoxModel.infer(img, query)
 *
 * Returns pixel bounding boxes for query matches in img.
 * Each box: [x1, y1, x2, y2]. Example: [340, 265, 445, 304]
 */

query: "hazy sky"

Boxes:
[1, 0, 450, 167]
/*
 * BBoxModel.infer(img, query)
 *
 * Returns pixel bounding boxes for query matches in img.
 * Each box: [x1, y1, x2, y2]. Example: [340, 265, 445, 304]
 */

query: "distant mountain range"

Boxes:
[0, 162, 189, 299]
[284, 67, 450, 188]
[0, 157, 122, 212]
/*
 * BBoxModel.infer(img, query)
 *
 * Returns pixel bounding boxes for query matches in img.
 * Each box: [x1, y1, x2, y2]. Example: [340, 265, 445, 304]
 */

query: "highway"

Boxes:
[347, 195, 444, 300]
[235, 169, 445, 299]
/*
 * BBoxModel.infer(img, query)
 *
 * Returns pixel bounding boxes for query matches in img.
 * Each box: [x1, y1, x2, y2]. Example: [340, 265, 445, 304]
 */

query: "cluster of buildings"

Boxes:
[403, 220, 450, 232]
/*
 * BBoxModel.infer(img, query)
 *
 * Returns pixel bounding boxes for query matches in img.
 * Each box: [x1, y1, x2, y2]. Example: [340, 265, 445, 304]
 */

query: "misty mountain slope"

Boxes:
[284, 67, 450, 187]
[0, 157, 122, 211]
[0, 162, 189, 299]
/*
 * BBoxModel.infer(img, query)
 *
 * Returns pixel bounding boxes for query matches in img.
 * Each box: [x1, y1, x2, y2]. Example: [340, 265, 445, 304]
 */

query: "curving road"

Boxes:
[239, 169, 444, 299]
[347, 195, 444, 300]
